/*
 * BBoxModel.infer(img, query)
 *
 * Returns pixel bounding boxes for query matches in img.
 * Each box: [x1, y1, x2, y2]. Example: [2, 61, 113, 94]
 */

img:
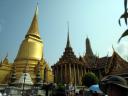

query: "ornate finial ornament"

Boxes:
[36, 3, 39, 16]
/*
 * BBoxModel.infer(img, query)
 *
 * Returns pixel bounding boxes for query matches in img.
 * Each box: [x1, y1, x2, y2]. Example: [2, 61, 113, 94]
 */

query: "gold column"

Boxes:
[61, 65, 63, 83]
[56, 66, 58, 84]
[59, 66, 61, 83]
[53, 67, 55, 82]
[69, 64, 71, 84]
[80, 66, 83, 85]
[54, 68, 57, 83]
[65, 64, 67, 84]
[83, 67, 86, 76]
[77, 65, 80, 84]
[74, 64, 76, 85]
[81, 66, 83, 77]
[76, 64, 77, 84]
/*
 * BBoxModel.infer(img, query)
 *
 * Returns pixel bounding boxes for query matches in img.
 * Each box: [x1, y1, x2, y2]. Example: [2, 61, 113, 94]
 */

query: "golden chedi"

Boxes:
[0, 6, 53, 84]
[0, 55, 12, 83]
[14, 6, 43, 81]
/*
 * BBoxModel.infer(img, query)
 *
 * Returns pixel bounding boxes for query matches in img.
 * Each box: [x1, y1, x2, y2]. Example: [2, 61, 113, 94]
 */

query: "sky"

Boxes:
[0, 0, 128, 66]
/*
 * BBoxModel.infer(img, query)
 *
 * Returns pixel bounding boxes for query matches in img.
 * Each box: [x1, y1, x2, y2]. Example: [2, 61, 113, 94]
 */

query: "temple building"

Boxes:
[52, 30, 86, 85]
[0, 5, 53, 84]
[80, 38, 128, 80]
[52, 35, 128, 85]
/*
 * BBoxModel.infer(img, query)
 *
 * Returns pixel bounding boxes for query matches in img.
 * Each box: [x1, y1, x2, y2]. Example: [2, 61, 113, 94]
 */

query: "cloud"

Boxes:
[116, 41, 128, 60]
[107, 47, 113, 56]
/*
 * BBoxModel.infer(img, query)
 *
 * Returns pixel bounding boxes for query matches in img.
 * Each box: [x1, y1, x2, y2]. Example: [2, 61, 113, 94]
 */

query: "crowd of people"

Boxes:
[64, 75, 128, 96]
[0, 75, 127, 96]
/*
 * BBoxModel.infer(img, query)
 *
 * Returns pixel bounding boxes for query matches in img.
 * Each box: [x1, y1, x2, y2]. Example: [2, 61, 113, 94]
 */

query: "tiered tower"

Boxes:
[14, 5, 43, 81]
[52, 26, 85, 85]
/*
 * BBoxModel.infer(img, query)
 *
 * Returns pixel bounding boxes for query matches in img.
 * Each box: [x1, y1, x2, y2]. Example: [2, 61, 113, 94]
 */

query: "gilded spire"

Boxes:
[3, 53, 9, 64]
[35, 61, 43, 86]
[26, 4, 40, 39]
[13, 3, 44, 84]
[66, 22, 71, 48]
[9, 64, 16, 86]
[0, 59, 2, 64]
[85, 37, 93, 56]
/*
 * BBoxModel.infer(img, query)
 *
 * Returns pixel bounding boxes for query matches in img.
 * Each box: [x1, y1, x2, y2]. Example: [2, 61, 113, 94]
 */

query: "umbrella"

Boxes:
[89, 84, 103, 93]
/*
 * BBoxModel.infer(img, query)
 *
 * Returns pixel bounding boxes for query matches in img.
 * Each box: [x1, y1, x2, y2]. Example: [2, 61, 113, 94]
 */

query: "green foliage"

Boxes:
[57, 83, 65, 90]
[82, 72, 99, 87]
[52, 84, 66, 96]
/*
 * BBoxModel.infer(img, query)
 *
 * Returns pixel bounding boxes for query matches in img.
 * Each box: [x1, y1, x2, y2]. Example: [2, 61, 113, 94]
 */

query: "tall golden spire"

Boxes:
[26, 4, 40, 39]
[14, 4, 43, 80]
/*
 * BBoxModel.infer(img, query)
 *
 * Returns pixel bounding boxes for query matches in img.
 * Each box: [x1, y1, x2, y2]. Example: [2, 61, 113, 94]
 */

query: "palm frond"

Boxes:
[118, 29, 128, 43]
[118, 11, 128, 26]
[124, 0, 127, 12]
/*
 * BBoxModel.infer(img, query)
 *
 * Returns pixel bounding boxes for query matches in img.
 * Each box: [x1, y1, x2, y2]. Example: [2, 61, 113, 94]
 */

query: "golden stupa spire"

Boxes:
[26, 4, 40, 39]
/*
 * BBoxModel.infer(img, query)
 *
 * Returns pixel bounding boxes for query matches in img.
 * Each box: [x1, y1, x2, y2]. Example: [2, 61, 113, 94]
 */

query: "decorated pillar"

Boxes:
[81, 66, 83, 77]
[83, 67, 86, 75]
[73, 64, 76, 85]
[80, 66, 83, 85]
[69, 64, 71, 84]
[64, 64, 67, 84]
[60, 65, 63, 83]
[54, 67, 56, 83]
[56, 66, 59, 83]
[77, 65, 80, 84]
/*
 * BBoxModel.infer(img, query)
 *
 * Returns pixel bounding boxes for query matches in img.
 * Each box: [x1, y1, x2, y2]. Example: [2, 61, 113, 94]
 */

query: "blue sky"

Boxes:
[0, 0, 128, 66]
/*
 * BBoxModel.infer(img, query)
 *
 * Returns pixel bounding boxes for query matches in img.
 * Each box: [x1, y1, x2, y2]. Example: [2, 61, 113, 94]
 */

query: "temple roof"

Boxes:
[2, 54, 9, 65]
[26, 5, 40, 39]
[84, 50, 128, 75]
[85, 37, 93, 56]
[83, 37, 97, 65]
[108, 51, 128, 75]
[55, 32, 83, 65]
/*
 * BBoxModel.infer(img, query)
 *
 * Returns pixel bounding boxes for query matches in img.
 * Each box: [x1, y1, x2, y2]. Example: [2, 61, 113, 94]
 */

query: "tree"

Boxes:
[82, 72, 99, 87]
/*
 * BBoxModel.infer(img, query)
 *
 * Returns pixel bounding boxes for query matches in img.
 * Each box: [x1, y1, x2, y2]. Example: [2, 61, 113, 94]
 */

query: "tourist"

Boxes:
[99, 75, 128, 96]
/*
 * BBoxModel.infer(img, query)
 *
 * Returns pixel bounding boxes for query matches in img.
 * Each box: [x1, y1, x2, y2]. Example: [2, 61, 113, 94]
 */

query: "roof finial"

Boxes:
[112, 45, 115, 52]
[66, 21, 71, 48]
[36, 2, 39, 16]
[67, 21, 69, 33]
[106, 52, 109, 57]
[6, 52, 8, 58]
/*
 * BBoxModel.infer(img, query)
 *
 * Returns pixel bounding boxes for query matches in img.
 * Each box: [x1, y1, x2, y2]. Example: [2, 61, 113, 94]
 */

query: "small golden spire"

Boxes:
[26, 3, 40, 39]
